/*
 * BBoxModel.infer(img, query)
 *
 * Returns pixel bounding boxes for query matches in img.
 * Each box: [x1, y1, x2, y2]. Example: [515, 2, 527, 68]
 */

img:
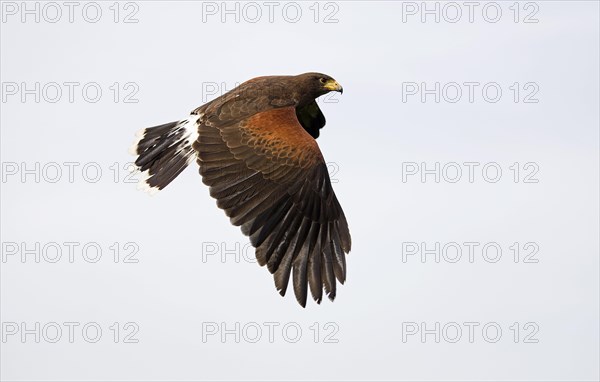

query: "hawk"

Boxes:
[129, 72, 351, 307]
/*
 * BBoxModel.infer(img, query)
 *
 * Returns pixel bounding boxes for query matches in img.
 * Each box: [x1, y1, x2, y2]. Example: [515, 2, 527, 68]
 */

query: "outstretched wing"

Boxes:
[193, 106, 351, 307]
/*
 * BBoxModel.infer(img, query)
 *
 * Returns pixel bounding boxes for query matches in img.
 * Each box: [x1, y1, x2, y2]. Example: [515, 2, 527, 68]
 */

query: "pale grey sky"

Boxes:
[1, 1, 599, 381]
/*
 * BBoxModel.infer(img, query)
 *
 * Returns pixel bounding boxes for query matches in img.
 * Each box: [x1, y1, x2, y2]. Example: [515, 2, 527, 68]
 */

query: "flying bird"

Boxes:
[129, 72, 351, 307]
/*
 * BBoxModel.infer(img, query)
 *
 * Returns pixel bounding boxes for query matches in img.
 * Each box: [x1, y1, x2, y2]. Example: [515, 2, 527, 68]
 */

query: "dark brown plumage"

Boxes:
[130, 72, 351, 307]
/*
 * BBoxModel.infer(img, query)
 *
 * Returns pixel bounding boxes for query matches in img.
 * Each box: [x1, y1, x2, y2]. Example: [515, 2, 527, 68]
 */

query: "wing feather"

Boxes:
[195, 105, 351, 306]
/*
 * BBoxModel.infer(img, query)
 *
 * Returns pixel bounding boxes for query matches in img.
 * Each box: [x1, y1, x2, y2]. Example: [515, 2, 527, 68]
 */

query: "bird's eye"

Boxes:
[319, 78, 327, 84]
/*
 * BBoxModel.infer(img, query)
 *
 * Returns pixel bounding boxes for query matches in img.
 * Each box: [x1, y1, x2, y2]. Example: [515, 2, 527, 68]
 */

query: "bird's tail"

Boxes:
[129, 115, 199, 194]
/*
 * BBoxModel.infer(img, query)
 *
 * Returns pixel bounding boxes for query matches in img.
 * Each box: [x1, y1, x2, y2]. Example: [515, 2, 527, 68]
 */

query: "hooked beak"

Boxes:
[323, 79, 343, 94]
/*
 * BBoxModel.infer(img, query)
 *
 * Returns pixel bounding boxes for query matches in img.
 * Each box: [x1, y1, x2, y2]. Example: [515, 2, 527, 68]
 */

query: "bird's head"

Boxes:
[296, 72, 343, 100]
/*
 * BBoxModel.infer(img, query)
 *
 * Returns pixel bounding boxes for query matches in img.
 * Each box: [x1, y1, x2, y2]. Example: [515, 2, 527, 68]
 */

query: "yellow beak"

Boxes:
[324, 79, 343, 94]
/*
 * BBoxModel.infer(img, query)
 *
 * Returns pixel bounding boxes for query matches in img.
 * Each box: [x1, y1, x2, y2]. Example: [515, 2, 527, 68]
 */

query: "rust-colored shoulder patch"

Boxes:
[241, 107, 324, 168]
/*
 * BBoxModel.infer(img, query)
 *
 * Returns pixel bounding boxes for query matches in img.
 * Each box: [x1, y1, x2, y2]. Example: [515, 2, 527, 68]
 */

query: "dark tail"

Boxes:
[129, 115, 199, 194]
